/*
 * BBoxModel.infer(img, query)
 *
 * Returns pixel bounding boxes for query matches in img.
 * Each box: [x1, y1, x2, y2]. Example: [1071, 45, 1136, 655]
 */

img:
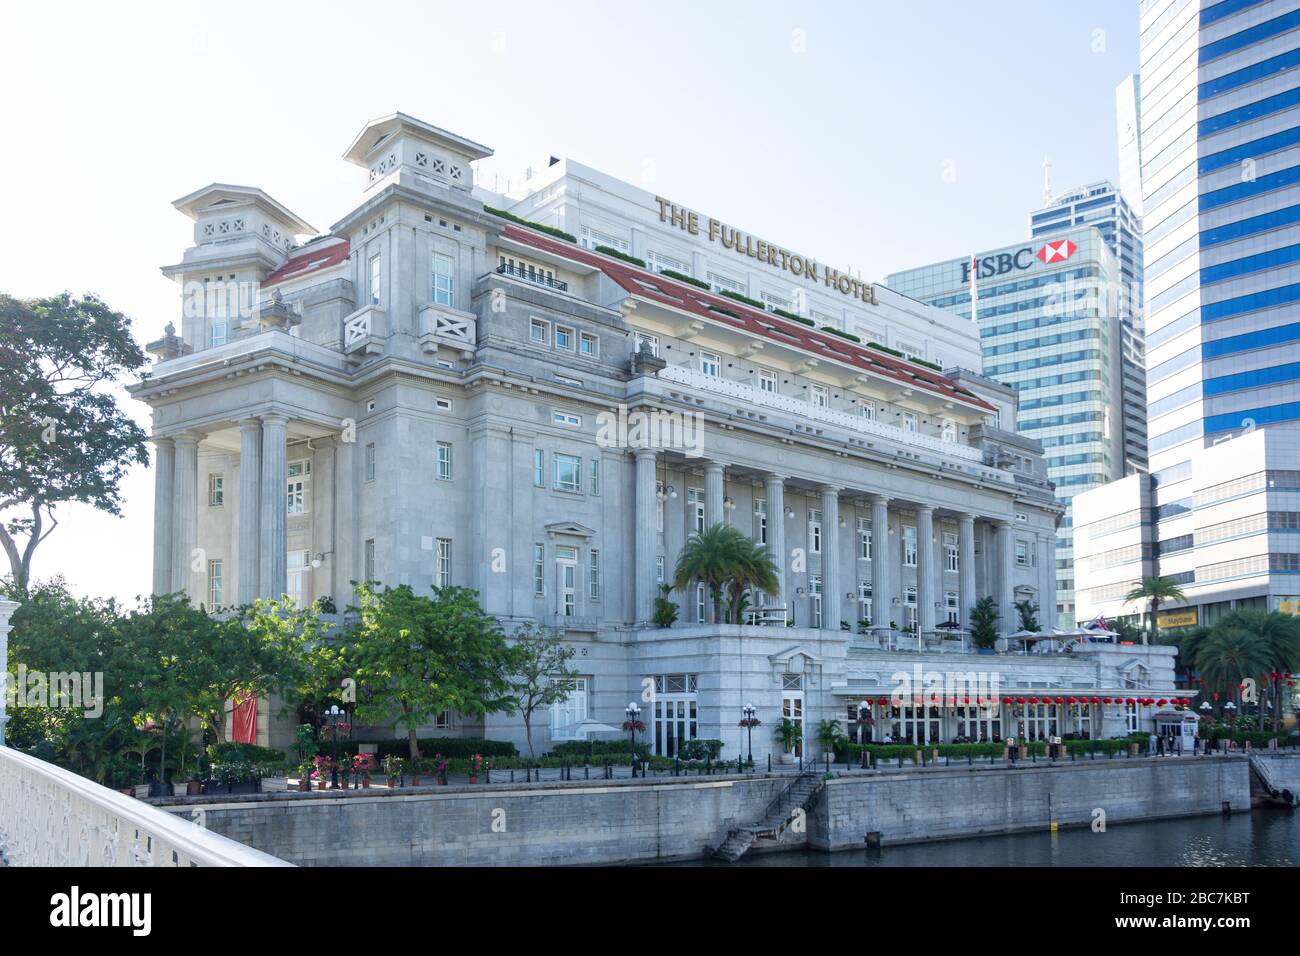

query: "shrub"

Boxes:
[311, 737, 518, 760]
[910, 357, 943, 371]
[482, 205, 577, 243]
[821, 326, 861, 343]
[708, 305, 741, 319]
[718, 289, 766, 310]
[593, 245, 646, 268]
[867, 342, 904, 358]
[552, 739, 651, 759]
[657, 269, 710, 290]
[207, 743, 285, 766]
[678, 739, 725, 761]
[771, 308, 815, 326]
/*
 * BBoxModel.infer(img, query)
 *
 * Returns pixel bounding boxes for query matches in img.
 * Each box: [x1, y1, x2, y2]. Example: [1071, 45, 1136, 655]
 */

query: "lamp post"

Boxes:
[326, 704, 342, 789]
[626, 702, 642, 778]
[742, 704, 756, 766]
[858, 700, 871, 768]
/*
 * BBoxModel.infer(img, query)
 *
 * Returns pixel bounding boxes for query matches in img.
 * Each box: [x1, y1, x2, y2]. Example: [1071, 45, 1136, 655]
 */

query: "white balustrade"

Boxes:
[0, 747, 291, 867]
[657, 364, 985, 461]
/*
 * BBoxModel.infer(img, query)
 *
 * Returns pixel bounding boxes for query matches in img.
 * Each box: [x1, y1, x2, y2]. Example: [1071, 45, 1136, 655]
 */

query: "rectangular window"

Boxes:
[902, 412, 919, 433]
[364, 539, 376, 584]
[811, 575, 823, 628]
[656, 555, 665, 583]
[860, 402, 875, 421]
[431, 253, 454, 307]
[550, 678, 588, 739]
[553, 411, 581, 428]
[579, 332, 598, 357]
[808, 509, 823, 554]
[700, 352, 722, 377]
[435, 710, 450, 730]
[436, 538, 452, 587]
[369, 254, 382, 307]
[287, 460, 311, 515]
[633, 330, 659, 357]
[945, 591, 960, 624]
[858, 581, 873, 625]
[944, 532, 959, 572]
[555, 326, 574, 351]
[858, 516, 872, 560]
[530, 317, 549, 346]
[207, 559, 223, 608]
[365, 443, 376, 482]
[696, 583, 707, 623]
[758, 369, 777, 393]
[589, 458, 600, 496]
[1016, 540, 1031, 567]
[436, 441, 453, 481]
[810, 384, 829, 408]
[904, 586, 918, 631]
[754, 498, 768, 545]
[554, 453, 581, 493]
[903, 525, 917, 566]
[533, 449, 545, 487]
[556, 547, 577, 616]
[589, 549, 600, 600]
[688, 488, 705, 533]
[534, 544, 545, 596]
[208, 474, 224, 507]
[287, 549, 309, 608]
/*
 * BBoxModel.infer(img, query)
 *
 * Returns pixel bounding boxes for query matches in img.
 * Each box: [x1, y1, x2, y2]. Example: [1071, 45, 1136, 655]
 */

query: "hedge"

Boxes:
[658, 269, 710, 290]
[771, 307, 815, 326]
[718, 289, 766, 310]
[482, 205, 577, 243]
[867, 342, 904, 358]
[552, 739, 651, 759]
[835, 736, 1152, 763]
[307, 737, 518, 760]
[708, 305, 741, 319]
[910, 357, 943, 371]
[593, 245, 646, 268]
[207, 743, 285, 765]
[821, 326, 861, 343]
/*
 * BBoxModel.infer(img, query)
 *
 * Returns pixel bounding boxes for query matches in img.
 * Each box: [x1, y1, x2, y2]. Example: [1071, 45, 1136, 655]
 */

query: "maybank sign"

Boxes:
[654, 197, 878, 305]
[961, 238, 1079, 283]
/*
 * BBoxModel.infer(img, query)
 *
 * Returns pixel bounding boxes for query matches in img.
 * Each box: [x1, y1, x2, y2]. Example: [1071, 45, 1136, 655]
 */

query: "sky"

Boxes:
[0, 0, 1140, 604]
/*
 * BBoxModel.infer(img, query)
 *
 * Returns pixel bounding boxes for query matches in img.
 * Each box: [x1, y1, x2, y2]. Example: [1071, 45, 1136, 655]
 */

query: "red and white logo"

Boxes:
[1037, 239, 1077, 264]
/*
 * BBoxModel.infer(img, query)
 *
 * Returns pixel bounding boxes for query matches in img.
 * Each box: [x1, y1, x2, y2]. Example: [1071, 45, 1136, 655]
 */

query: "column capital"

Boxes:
[150, 435, 175, 448]
[869, 494, 891, 506]
[915, 504, 934, 516]
[634, 448, 658, 462]
[237, 417, 263, 432]
[171, 431, 202, 448]
[957, 511, 976, 524]
[260, 412, 290, 428]
[764, 472, 788, 484]
[992, 518, 1012, 530]
[703, 460, 728, 474]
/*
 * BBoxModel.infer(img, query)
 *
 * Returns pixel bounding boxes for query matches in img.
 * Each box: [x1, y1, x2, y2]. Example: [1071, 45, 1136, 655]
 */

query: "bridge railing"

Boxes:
[0, 746, 291, 867]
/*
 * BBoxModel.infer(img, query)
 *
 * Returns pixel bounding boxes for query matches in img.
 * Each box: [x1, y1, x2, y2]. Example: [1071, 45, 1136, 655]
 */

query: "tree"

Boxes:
[673, 523, 779, 624]
[1014, 600, 1039, 633]
[969, 596, 1000, 649]
[506, 622, 577, 760]
[1192, 626, 1270, 714]
[1124, 576, 1187, 646]
[1214, 611, 1300, 731]
[0, 294, 149, 593]
[349, 584, 517, 759]
[723, 535, 780, 624]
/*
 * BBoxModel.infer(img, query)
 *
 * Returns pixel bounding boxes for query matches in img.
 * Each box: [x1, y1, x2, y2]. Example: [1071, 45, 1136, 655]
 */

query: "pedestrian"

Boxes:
[1156, 733, 1165, 756]
[1148, 731, 1157, 756]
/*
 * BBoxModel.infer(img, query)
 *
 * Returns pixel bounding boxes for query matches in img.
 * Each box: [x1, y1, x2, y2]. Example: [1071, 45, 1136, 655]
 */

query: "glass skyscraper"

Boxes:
[1142, 0, 1300, 480]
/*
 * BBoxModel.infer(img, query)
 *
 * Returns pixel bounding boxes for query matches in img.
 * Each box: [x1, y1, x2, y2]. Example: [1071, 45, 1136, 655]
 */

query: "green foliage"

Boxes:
[866, 342, 903, 358]
[592, 245, 646, 268]
[653, 584, 679, 628]
[820, 326, 861, 342]
[306, 737, 518, 761]
[717, 289, 766, 310]
[1015, 600, 1039, 633]
[970, 596, 1000, 648]
[1124, 576, 1189, 644]
[673, 523, 779, 624]
[0, 293, 149, 592]
[656, 269, 710, 290]
[815, 719, 845, 751]
[707, 305, 741, 319]
[481, 205, 576, 243]
[551, 739, 650, 759]
[677, 739, 724, 761]
[770, 308, 815, 326]
[773, 717, 803, 751]
[506, 621, 578, 759]
[910, 357, 943, 371]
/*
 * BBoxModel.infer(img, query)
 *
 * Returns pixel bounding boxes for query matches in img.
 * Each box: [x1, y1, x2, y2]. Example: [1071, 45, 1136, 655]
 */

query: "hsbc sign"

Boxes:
[960, 239, 1077, 283]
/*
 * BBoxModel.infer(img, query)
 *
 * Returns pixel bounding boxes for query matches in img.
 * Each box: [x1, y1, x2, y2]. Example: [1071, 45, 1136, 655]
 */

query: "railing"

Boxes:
[0, 747, 291, 866]
[495, 263, 569, 292]
[657, 363, 985, 461]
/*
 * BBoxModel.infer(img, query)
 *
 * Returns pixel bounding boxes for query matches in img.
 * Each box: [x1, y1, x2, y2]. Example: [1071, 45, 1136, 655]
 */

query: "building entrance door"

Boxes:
[782, 694, 804, 757]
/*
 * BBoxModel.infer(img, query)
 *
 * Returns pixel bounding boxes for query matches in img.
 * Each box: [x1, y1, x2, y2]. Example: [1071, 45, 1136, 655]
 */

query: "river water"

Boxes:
[679, 808, 1300, 866]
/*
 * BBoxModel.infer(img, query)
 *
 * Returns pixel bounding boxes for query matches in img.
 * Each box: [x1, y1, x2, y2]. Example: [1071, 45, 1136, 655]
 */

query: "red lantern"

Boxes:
[1157, 699, 1168, 706]
[963, 697, 970, 705]
[1055, 697, 1064, 704]
[1092, 697, 1102, 704]
[1016, 697, 1026, 705]
[1103, 697, 1112, 704]
[1126, 698, 1136, 705]
[1003, 697, 1013, 704]
[1213, 692, 1220, 701]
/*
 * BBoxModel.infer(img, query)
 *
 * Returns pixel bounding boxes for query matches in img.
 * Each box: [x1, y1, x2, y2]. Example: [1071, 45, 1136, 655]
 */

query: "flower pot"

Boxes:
[409, 776, 421, 786]
[187, 781, 203, 796]
[315, 779, 327, 791]
[298, 778, 311, 792]
[361, 776, 372, 789]
[779, 752, 796, 765]
[340, 777, 350, 790]
[468, 775, 478, 785]
[387, 777, 397, 788]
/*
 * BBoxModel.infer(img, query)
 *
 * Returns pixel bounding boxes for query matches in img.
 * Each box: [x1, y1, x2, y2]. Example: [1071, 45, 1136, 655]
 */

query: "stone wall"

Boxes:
[1251, 751, 1300, 798]
[811, 754, 1249, 850]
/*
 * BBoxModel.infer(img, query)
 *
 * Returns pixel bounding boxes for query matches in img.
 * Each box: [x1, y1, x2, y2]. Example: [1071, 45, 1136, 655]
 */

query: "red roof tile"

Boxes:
[263, 238, 351, 287]
[499, 224, 994, 413]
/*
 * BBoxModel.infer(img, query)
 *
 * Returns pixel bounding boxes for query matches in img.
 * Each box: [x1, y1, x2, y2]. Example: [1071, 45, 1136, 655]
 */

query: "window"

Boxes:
[368, 254, 382, 306]
[696, 583, 707, 623]
[1015, 540, 1031, 567]
[589, 458, 600, 496]
[810, 384, 829, 408]
[904, 586, 918, 631]
[945, 591, 959, 624]
[860, 402, 875, 421]
[207, 559, 223, 608]
[632, 330, 659, 357]
[580, 332, 598, 357]
[207, 283, 228, 348]
[208, 474, 224, 507]
[700, 352, 722, 377]
[858, 517, 872, 560]
[555, 546, 578, 616]
[589, 549, 601, 600]
[364, 539, 376, 584]
[436, 538, 452, 587]
[553, 411, 581, 428]
[365, 443, 376, 482]
[758, 369, 777, 393]
[287, 549, 309, 607]
[533, 449, 545, 486]
[901, 412, 919, 433]
[656, 555, 665, 583]
[431, 253, 454, 306]
[808, 509, 823, 554]
[810, 575, 823, 628]
[550, 678, 588, 739]
[436, 442, 453, 480]
[858, 581, 873, 625]
[287, 460, 311, 514]
[944, 532, 959, 572]
[554, 454, 581, 492]
[534, 544, 545, 596]
[435, 710, 451, 730]
[755, 498, 768, 545]
[530, 317, 549, 346]
[688, 488, 705, 533]
[652, 674, 699, 757]
[903, 525, 917, 566]
[708, 271, 745, 294]
[555, 326, 575, 351]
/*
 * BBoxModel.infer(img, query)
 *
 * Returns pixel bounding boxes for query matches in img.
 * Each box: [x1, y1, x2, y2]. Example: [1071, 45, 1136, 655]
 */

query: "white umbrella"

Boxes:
[571, 718, 621, 737]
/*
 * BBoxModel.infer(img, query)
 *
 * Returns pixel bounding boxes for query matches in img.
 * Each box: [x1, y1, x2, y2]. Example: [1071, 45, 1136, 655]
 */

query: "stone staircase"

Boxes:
[713, 769, 827, 863]
[1248, 753, 1297, 806]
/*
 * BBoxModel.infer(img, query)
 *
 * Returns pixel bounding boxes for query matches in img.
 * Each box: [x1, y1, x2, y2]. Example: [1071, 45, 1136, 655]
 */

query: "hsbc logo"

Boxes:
[1037, 239, 1077, 264]
[960, 239, 1078, 282]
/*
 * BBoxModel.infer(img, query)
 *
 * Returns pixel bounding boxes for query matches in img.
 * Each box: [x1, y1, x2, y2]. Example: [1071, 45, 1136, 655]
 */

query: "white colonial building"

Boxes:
[131, 112, 1177, 759]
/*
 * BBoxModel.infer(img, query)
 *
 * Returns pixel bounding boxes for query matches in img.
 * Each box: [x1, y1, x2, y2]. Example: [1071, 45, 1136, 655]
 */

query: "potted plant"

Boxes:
[296, 760, 314, 792]
[970, 596, 1000, 654]
[354, 753, 377, 788]
[774, 718, 802, 765]
[382, 755, 404, 788]
[433, 754, 449, 785]
[468, 753, 485, 784]
[311, 755, 335, 791]
[408, 757, 424, 787]
[815, 718, 845, 763]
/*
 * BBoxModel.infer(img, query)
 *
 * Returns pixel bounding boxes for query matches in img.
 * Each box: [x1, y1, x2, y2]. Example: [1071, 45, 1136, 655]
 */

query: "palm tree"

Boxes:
[1216, 611, 1300, 730]
[725, 535, 780, 623]
[1124, 576, 1188, 645]
[1192, 626, 1270, 715]
[674, 523, 781, 624]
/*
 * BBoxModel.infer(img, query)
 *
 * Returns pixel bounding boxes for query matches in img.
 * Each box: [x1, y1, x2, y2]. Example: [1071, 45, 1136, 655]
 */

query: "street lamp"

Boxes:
[742, 704, 757, 766]
[1199, 701, 1212, 714]
[326, 704, 343, 789]
[625, 702, 642, 778]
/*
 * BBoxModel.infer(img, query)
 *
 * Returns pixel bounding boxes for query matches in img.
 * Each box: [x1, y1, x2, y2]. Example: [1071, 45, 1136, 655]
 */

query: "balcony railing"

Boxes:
[0, 747, 290, 866]
[495, 263, 569, 292]
[657, 363, 984, 461]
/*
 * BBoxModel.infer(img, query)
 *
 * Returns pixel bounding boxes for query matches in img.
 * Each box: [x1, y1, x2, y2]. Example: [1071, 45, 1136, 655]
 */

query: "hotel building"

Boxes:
[131, 112, 1175, 756]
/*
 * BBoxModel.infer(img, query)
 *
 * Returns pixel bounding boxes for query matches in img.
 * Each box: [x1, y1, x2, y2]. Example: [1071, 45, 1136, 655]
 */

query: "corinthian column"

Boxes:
[871, 495, 890, 632]
[704, 462, 725, 528]
[1039, 531, 1057, 628]
[151, 437, 174, 596]
[171, 433, 199, 599]
[635, 449, 657, 624]
[765, 474, 787, 621]
[917, 505, 936, 634]
[995, 520, 1014, 636]
[259, 414, 289, 599]
[820, 486, 841, 631]
[237, 419, 262, 606]
[958, 513, 976, 630]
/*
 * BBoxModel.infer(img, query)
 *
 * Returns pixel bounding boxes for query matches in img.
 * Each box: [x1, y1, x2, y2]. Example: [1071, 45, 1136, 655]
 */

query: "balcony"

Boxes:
[656, 363, 985, 462]
[495, 262, 568, 292]
[418, 303, 476, 358]
[342, 304, 387, 364]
